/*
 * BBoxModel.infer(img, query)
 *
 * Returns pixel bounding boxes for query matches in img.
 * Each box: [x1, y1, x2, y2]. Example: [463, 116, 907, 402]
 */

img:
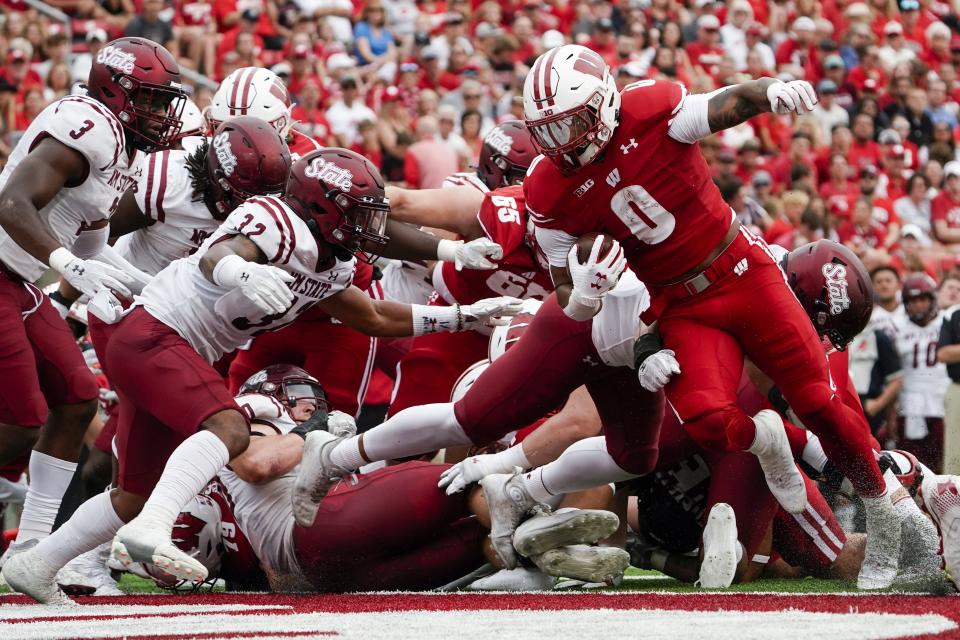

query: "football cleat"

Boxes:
[2, 547, 76, 605]
[61, 543, 123, 596]
[696, 502, 738, 589]
[513, 507, 619, 558]
[749, 410, 807, 514]
[480, 472, 538, 569]
[530, 544, 630, 585]
[0, 538, 35, 587]
[112, 518, 208, 583]
[858, 493, 901, 589]
[467, 567, 558, 591]
[291, 432, 350, 527]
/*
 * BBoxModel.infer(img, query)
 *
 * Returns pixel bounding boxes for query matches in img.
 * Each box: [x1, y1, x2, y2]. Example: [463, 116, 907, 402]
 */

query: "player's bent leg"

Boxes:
[587, 369, 664, 475]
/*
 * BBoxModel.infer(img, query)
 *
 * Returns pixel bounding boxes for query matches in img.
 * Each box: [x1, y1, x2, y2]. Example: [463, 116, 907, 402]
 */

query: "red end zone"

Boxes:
[2, 592, 960, 640]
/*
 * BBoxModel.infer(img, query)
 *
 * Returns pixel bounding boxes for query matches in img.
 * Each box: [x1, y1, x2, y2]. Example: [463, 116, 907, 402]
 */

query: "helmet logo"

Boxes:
[96, 45, 136, 75]
[485, 127, 514, 156]
[822, 263, 850, 315]
[212, 132, 239, 177]
[305, 156, 354, 192]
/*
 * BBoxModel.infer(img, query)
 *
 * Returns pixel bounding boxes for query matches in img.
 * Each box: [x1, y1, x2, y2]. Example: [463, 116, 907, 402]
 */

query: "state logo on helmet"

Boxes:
[87, 37, 187, 152]
[207, 67, 293, 138]
[902, 273, 939, 326]
[523, 45, 621, 172]
[240, 364, 329, 412]
[783, 240, 874, 351]
[285, 148, 390, 262]
[207, 116, 292, 218]
[477, 120, 538, 189]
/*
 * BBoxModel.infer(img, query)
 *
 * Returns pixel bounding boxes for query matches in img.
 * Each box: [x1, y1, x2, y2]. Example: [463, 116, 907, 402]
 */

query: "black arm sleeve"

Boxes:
[874, 329, 902, 381]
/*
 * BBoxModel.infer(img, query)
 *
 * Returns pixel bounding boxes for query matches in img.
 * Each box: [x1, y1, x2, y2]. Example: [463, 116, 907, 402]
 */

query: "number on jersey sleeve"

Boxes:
[47, 96, 125, 172]
[222, 196, 299, 266]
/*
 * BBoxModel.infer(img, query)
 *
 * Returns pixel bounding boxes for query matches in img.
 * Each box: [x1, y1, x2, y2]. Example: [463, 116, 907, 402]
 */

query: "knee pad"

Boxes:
[682, 404, 750, 453]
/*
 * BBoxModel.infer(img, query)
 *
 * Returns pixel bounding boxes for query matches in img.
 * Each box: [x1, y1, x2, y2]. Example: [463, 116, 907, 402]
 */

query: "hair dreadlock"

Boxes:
[185, 137, 212, 204]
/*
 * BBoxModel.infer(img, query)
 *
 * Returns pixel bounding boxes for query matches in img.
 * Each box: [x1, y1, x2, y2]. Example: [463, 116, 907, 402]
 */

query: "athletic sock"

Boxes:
[15, 452, 78, 543]
[521, 437, 637, 502]
[32, 491, 123, 571]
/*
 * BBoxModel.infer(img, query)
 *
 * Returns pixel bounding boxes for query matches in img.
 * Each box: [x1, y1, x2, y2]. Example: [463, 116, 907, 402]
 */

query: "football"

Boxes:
[575, 231, 616, 263]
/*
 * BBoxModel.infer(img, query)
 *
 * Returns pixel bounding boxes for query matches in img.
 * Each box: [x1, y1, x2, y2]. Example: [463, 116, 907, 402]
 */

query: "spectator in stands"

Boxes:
[44, 63, 71, 102]
[326, 74, 376, 147]
[291, 79, 334, 146]
[176, 0, 219, 76]
[404, 115, 458, 188]
[124, 0, 176, 50]
[895, 173, 933, 235]
[848, 316, 903, 437]
[685, 14, 723, 82]
[437, 104, 469, 169]
[878, 21, 916, 72]
[71, 29, 107, 83]
[354, 1, 396, 69]
[926, 80, 957, 130]
[839, 196, 888, 258]
[810, 80, 849, 141]
[850, 113, 883, 171]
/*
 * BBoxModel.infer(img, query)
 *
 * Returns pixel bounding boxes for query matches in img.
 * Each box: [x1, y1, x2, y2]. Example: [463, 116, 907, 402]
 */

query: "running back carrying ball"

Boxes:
[575, 232, 616, 264]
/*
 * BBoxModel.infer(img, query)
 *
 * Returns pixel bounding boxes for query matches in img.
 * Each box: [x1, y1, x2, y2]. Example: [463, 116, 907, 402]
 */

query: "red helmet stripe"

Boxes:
[239, 68, 256, 115]
[143, 151, 157, 221]
[155, 150, 169, 223]
[539, 47, 560, 108]
[530, 54, 545, 103]
[228, 68, 250, 116]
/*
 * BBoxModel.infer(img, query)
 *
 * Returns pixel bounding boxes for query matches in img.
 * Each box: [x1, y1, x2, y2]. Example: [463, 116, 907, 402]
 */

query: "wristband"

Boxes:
[563, 289, 601, 321]
[411, 303, 462, 335]
[212, 254, 246, 287]
[436, 238, 461, 263]
[48, 247, 77, 274]
[633, 332, 665, 369]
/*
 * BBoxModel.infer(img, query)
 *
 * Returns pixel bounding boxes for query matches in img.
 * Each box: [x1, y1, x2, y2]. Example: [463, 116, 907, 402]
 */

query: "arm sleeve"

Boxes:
[47, 98, 124, 172]
[534, 225, 577, 268]
[221, 198, 299, 266]
[666, 87, 715, 145]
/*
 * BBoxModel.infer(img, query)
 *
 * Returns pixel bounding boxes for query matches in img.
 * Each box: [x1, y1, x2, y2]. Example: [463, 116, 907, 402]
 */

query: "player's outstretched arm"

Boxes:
[108, 189, 151, 240]
[200, 234, 295, 315]
[378, 218, 503, 270]
[385, 185, 485, 237]
[706, 78, 818, 132]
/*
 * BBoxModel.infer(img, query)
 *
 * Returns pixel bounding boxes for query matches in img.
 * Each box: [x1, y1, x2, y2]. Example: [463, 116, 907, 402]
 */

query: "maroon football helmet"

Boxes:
[477, 120, 538, 190]
[902, 273, 939, 325]
[783, 240, 874, 351]
[239, 364, 329, 412]
[207, 116, 292, 218]
[86, 37, 186, 152]
[285, 148, 390, 262]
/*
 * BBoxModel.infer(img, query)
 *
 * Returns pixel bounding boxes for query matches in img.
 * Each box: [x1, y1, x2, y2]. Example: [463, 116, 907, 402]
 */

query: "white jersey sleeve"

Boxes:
[590, 270, 650, 368]
[222, 196, 305, 267]
[234, 393, 297, 435]
[45, 96, 126, 172]
[534, 225, 577, 269]
[666, 86, 713, 145]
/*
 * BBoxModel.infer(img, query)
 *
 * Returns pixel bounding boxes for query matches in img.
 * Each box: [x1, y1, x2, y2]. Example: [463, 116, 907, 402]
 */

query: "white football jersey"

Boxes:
[441, 171, 489, 193]
[892, 312, 948, 419]
[113, 147, 221, 276]
[0, 95, 140, 281]
[218, 392, 300, 581]
[137, 195, 357, 362]
[870, 304, 905, 337]
[591, 270, 650, 368]
[918, 465, 960, 590]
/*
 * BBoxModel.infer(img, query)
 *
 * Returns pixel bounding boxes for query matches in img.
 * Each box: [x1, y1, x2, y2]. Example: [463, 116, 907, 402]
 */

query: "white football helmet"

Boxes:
[177, 97, 207, 140]
[144, 494, 224, 589]
[207, 67, 293, 138]
[523, 44, 621, 172]
[450, 360, 490, 403]
[488, 298, 542, 362]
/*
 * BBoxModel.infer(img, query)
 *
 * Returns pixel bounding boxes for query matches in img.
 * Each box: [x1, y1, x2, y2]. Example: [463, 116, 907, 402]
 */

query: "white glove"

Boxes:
[767, 80, 818, 115]
[637, 349, 681, 392]
[438, 452, 520, 495]
[438, 237, 504, 271]
[567, 235, 627, 300]
[49, 247, 133, 299]
[326, 410, 357, 438]
[461, 296, 524, 330]
[212, 254, 294, 315]
[87, 288, 125, 324]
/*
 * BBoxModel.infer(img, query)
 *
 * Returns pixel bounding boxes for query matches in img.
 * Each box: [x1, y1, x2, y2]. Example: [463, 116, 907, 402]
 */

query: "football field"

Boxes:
[3, 571, 959, 639]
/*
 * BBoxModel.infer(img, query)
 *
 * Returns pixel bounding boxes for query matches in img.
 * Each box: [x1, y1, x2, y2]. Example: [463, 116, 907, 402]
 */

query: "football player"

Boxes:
[0, 37, 185, 561]
[521, 44, 900, 588]
[1, 149, 522, 604]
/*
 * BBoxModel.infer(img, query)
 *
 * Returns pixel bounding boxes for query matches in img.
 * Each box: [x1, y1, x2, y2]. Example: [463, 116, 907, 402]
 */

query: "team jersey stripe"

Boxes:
[143, 152, 157, 221]
[274, 201, 297, 265]
[156, 151, 169, 223]
[248, 196, 288, 263]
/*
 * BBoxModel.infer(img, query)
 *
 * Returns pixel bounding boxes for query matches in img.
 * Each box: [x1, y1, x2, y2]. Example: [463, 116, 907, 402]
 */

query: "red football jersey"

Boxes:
[931, 190, 960, 231]
[433, 185, 554, 304]
[288, 129, 323, 163]
[525, 79, 733, 285]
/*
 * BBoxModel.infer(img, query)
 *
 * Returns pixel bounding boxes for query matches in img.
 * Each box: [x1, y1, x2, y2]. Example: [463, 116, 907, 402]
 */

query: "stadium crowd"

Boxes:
[4, 0, 960, 602]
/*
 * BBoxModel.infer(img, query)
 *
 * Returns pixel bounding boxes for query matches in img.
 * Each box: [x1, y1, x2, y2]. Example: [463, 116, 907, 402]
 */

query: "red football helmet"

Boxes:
[783, 240, 874, 351]
[207, 116, 292, 218]
[285, 148, 390, 262]
[477, 120, 538, 190]
[902, 273, 939, 325]
[86, 37, 186, 152]
[239, 364, 329, 411]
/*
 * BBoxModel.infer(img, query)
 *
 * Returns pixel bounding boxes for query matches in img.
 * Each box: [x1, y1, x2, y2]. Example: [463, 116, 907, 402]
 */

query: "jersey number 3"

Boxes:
[69, 119, 95, 140]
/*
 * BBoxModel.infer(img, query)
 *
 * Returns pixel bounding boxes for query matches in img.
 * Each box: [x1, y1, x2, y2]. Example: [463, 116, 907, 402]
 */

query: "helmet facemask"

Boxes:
[329, 190, 390, 263]
[120, 77, 186, 152]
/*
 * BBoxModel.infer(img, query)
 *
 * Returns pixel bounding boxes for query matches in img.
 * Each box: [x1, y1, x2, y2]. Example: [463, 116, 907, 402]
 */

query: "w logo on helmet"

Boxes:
[573, 50, 605, 80]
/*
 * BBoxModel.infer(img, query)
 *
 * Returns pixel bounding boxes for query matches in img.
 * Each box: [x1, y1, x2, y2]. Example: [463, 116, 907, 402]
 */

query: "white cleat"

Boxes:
[112, 518, 208, 583]
[55, 565, 96, 596]
[749, 410, 807, 514]
[291, 433, 349, 527]
[0, 538, 36, 588]
[480, 473, 538, 569]
[62, 543, 123, 596]
[696, 503, 738, 589]
[467, 567, 558, 591]
[2, 548, 76, 605]
[514, 507, 620, 559]
[858, 493, 901, 590]
[530, 544, 630, 585]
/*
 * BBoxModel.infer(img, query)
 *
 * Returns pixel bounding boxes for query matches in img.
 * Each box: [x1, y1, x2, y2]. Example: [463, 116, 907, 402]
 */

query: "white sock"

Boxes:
[137, 430, 229, 530]
[521, 437, 638, 502]
[330, 403, 472, 468]
[32, 491, 123, 571]
[15, 451, 78, 543]
[801, 434, 828, 473]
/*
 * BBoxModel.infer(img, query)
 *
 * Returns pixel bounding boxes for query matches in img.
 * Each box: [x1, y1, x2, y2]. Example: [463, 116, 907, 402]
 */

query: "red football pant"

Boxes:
[228, 318, 377, 418]
[773, 471, 847, 573]
[388, 329, 489, 417]
[292, 462, 485, 591]
[0, 272, 97, 429]
[658, 229, 885, 497]
[454, 295, 662, 475]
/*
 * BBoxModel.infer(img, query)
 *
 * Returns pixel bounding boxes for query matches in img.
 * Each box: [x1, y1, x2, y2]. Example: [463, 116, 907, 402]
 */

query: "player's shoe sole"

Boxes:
[751, 410, 807, 514]
[292, 433, 349, 527]
[696, 502, 738, 589]
[467, 567, 558, 591]
[514, 508, 620, 558]
[2, 549, 76, 606]
[480, 473, 537, 570]
[531, 544, 630, 585]
[112, 519, 208, 583]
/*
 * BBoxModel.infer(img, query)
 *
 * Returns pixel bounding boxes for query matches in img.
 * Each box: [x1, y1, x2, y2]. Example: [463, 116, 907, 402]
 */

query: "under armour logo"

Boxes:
[582, 355, 598, 366]
[621, 139, 638, 154]
[240, 273, 250, 282]
[70, 264, 85, 276]
[734, 258, 748, 276]
[590, 273, 608, 289]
